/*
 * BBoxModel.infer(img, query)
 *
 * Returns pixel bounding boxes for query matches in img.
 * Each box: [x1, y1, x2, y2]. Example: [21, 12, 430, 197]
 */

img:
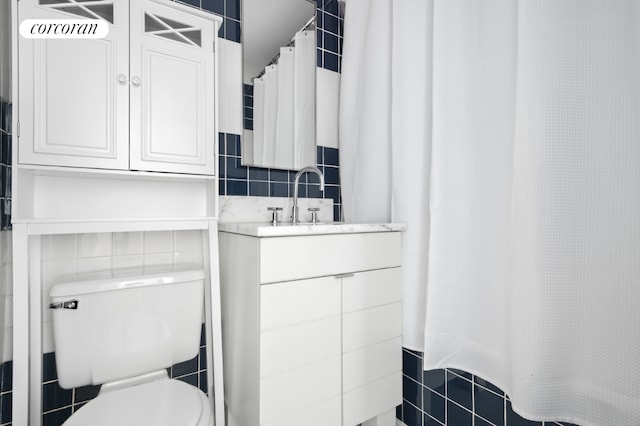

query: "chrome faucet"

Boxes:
[292, 166, 325, 223]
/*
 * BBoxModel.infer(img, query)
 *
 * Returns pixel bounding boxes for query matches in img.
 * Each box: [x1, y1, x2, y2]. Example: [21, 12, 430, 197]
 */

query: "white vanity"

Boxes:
[219, 222, 404, 426]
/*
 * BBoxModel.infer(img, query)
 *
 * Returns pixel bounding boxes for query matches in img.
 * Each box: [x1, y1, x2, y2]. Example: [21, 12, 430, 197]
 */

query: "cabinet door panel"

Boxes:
[260, 356, 341, 425]
[260, 276, 340, 331]
[343, 337, 402, 392]
[18, 0, 128, 169]
[129, 0, 215, 174]
[342, 302, 402, 352]
[343, 372, 402, 426]
[342, 268, 402, 314]
[260, 316, 341, 379]
[261, 397, 341, 426]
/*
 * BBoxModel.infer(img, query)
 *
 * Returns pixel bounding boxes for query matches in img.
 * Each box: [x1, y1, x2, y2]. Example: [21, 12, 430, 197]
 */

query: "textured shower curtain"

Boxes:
[252, 30, 315, 169]
[339, 0, 640, 424]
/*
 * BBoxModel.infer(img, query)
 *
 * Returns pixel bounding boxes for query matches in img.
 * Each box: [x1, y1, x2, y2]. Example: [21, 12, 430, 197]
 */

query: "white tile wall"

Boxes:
[218, 38, 244, 135]
[0, 231, 12, 363]
[113, 232, 143, 256]
[218, 195, 334, 223]
[77, 233, 112, 258]
[39, 230, 205, 353]
[143, 231, 173, 254]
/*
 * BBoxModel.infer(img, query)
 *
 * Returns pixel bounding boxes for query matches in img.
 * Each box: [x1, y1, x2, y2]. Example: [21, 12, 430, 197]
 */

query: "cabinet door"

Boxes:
[129, 1, 216, 175]
[342, 268, 403, 426]
[18, 0, 129, 169]
[260, 277, 342, 425]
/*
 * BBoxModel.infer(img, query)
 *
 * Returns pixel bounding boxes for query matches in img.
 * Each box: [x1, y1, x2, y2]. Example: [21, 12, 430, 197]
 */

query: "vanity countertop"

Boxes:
[218, 222, 406, 237]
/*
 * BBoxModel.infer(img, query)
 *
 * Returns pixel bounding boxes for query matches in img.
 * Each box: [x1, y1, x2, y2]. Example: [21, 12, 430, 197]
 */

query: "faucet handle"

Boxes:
[267, 207, 283, 226]
[308, 207, 320, 224]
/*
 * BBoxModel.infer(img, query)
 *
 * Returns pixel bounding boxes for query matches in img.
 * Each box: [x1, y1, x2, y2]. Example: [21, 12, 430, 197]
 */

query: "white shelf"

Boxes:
[17, 164, 217, 182]
[14, 165, 218, 223]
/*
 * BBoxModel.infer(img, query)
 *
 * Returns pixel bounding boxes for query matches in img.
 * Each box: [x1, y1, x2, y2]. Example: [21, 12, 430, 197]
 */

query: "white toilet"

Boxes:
[49, 266, 213, 426]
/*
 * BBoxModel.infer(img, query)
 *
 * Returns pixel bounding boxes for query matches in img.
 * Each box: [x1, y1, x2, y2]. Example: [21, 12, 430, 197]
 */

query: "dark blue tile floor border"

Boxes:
[399, 348, 582, 426]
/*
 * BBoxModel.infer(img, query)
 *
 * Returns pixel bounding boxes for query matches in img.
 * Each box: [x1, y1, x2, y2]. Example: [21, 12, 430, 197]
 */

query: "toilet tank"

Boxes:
[49, 266, 205, 389]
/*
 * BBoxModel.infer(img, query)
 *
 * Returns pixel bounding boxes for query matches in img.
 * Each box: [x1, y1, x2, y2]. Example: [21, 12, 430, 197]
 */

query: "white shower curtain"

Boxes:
[252, 30, 316, 170]
[339, 0, 640, 424]
[294, 30, 316, 168]
[276, 46, 295, 168]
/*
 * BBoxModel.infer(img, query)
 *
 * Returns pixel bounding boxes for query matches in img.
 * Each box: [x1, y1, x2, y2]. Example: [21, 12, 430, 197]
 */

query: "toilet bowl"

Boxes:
[64, 377, 212, 426]
[48, 266, 211, 426]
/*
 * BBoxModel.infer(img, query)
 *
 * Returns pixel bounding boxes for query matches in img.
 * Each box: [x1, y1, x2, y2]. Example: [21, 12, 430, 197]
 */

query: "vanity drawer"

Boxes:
[259, 232, 402, 283]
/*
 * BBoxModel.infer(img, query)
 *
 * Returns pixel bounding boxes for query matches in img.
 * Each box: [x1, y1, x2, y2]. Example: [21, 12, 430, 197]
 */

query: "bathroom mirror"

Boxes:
[241, 0, 316, 171]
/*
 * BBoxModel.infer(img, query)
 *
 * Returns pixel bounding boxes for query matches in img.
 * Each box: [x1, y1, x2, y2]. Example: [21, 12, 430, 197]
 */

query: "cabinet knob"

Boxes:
[131, 76, 141, 87]
[117, 74, 127, 85]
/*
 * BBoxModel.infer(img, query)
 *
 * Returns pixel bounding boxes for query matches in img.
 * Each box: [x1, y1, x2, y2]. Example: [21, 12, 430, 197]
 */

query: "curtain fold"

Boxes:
[339, 0, 640, 424]
[293, 30, 316, 169]
[276, 46, 295, 169]
[252, 76, 265, 164]
[261, 64, 278, 166]
[339, 0, 392, 223]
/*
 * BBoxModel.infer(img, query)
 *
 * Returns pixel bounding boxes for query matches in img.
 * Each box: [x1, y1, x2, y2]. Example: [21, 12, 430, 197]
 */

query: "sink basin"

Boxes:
[218, 222, 406, 237]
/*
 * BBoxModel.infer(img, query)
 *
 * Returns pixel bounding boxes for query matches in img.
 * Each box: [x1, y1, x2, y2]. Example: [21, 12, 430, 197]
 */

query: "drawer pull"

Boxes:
[334, 273, 355, 279]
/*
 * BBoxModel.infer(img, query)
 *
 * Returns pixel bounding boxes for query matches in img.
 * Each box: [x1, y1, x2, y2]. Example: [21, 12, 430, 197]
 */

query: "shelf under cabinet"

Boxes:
[14, 164, 218, 223]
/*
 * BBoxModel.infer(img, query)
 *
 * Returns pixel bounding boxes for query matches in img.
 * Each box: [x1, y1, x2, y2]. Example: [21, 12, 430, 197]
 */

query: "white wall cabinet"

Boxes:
[219, 230, 403, 426]
[18, 0, 218, 175]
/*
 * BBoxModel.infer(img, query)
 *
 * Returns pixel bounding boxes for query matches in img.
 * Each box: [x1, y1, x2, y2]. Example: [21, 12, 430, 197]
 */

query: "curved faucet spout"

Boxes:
[292, 166, 325, 223]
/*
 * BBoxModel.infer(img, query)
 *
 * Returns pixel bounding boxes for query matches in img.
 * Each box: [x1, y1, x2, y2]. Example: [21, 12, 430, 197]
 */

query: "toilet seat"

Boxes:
[63, 379, 212, 426]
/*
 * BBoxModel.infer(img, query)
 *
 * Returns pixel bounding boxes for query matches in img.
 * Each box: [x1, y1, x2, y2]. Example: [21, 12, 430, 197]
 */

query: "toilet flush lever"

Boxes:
[49, 300, 79, 310]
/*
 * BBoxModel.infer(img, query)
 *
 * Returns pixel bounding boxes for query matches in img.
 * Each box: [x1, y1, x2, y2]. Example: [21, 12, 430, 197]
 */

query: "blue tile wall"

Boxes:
[173, 0, 241, 43]
[0, 99, 11, 231]
[0, 361, 11, 426]
[399, 349, 581, 426]
[315, 0, 344, 73]
[219, 132, 342, 221]
[243, 84, 253, 131]
[40, 325, 208, 426]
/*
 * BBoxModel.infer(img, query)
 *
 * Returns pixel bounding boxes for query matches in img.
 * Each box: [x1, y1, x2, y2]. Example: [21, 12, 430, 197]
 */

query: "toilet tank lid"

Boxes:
[50, 265, 205, 298]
